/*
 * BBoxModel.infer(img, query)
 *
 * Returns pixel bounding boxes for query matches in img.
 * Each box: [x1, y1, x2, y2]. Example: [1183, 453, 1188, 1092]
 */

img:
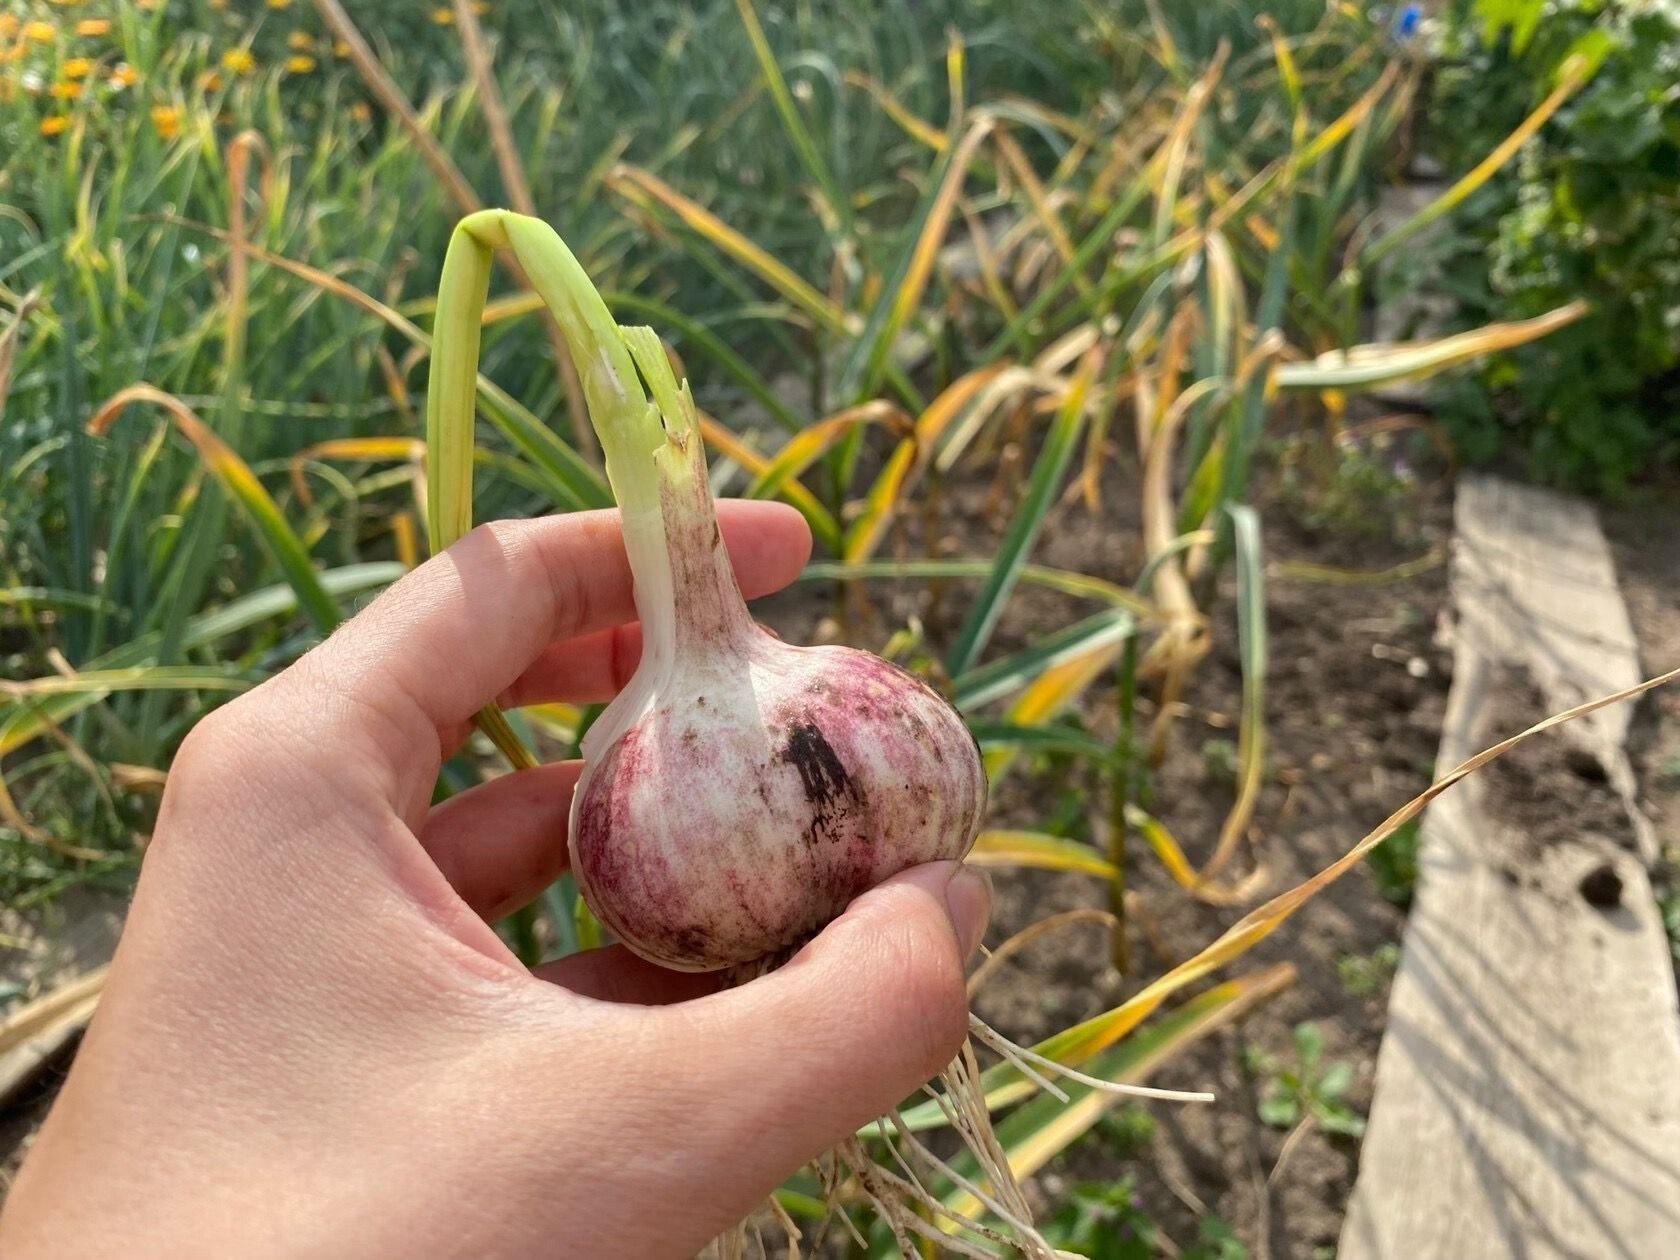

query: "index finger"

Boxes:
[275, 501, 809, 773]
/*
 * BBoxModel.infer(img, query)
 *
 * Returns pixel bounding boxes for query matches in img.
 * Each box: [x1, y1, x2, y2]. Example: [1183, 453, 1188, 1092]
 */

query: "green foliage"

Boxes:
[1364, 815, 1421, 907]
[1093, 1101, 1157, 1157]
[1277, 434, 1417, 541]
[1200, 737, 1240, 786]
[1412, 0, 1680, 493]
[1337, 941, 1401, 995]
[0, 0, 1567, 936]
[1041, 1174, 1250, 1260]
[1185, 1216, 1251, 1260]
[1040, 1178, 1158, 1260]
[1245, 1022, 1366, 1138]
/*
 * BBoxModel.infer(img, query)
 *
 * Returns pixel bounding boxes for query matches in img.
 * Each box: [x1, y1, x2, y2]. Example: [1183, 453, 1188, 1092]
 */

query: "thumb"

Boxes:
[661, 861, 991, 1200]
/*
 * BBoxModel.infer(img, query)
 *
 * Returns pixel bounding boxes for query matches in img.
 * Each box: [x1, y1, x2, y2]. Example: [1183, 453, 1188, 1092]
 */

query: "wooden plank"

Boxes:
[1341, 475, 1680, 1260]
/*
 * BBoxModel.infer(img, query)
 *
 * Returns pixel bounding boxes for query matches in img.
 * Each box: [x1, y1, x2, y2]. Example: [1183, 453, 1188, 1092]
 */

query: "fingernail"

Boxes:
[944, 866, 991, 960]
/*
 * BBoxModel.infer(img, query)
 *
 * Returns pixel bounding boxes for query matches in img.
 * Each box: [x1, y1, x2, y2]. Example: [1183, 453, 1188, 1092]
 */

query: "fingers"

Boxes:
[533, 946, 721, 1006]
[417, 761, 582, 919]
[498, 617, 782, 708]
[642, 862, 991, 1199]
[270, 503, 810, 786]
[502, 623, 643, 707]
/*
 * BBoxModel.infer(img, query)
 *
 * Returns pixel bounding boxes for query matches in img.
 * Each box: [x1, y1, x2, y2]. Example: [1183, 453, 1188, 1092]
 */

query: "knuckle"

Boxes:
[172, 697, 253, 778]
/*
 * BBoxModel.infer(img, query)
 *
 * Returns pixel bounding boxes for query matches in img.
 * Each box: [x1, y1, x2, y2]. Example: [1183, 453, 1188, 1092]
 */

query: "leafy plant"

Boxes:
[1337, 941, 1402, 996]
[1093, 1101, 1157, 1157]
[1277, 432, 1419, 541]
[1364, 815, 1421, 906]
[1245, 1022, 1366, 1138]
[1040, 1178, 1158, 1260]
[1408, 0, 1680, 493]
[1185, 1216, 1250, 1260]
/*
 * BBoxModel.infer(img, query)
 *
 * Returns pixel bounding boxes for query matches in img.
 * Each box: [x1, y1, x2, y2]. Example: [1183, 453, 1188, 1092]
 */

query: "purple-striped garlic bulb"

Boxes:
[563, 322, 986, 972]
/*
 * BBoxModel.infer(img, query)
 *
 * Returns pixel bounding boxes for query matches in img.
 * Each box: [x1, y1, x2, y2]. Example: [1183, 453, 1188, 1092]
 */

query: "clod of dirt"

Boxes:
[1578, 861, 1624, 909]
[1481, 671, 1637, 859]
[1563, 745, 1609, 784]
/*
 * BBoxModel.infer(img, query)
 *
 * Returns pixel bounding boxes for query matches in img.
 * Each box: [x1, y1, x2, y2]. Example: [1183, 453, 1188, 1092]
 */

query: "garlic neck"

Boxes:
[660, 452, 757, 660]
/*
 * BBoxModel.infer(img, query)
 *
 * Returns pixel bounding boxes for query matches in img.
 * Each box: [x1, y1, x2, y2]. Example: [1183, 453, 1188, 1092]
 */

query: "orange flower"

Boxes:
[266, 0, 292, 8]
[75, 18, 111, 35]
[109, 62, 138, 88]
[25, 21, 58, 42]
[285, 54, 315, 73]
[40, 115, 70, 136]
[151, 104, 179, 139]
[50, 79, 82, 98]
[200, 70, 222, 91]
[220, 48, 254, 74]
[62, 57, 93, 78]
[0, 16, 18, 39]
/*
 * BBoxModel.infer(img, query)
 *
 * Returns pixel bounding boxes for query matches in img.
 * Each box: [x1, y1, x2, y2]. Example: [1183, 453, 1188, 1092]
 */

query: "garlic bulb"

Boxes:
[565, 325, 986, 971]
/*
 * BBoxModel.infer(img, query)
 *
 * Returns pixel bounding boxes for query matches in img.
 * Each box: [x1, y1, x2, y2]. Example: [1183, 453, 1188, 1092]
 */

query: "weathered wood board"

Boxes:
[1340, 476, 1680, 1259]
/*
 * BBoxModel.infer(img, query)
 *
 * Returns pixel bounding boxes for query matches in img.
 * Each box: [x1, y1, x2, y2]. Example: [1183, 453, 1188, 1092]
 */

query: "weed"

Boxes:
[1365, 817, 1421, 907]
[1337, 942, 1402, 996]
[1245, 1022, 1366, 1139]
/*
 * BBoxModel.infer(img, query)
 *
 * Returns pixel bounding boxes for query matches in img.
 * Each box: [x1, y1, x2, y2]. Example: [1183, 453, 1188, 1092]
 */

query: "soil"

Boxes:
[1481, 672, 1638, 861]
[1001, 486, 1454, 1260]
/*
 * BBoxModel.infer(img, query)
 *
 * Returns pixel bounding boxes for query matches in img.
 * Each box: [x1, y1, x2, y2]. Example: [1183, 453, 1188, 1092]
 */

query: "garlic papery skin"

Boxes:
[570, 629, 987, 972]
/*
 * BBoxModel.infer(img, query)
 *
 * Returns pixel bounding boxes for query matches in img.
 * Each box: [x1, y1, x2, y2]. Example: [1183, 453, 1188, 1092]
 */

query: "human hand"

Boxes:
[0, 503, 990, 1259]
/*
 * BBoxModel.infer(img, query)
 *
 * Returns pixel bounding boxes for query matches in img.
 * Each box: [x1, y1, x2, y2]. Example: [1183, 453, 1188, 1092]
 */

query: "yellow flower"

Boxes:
[75, 18, 111, 35]
[26, 21, 58, 42]
[109, 62, 138, 87]
[62, 57, 93, 78]
[285, 54, 315, 73]
[151, 104, 180, 139]
[200, 69, 222, 91]
[50, 79, 82, 98]
[0, 16, 19, 39]
[220, 48, 254, 74]
[287, 31, 314, 51]
[431, 7, 454, 24]
[49, 0, 87, 7]
[40, 115, 69, 136]
[349, 101, 372, 122]
[332, 39, 350, 57]
[266, 0, 292, 8]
